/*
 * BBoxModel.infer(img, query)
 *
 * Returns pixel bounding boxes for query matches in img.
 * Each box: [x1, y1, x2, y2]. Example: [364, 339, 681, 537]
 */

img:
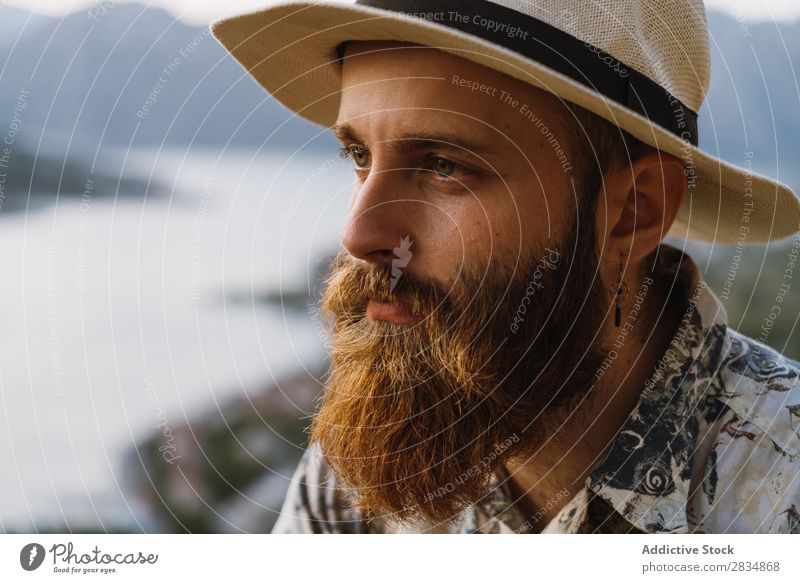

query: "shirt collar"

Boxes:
[465, 244, 729, 534]
[586, 245, 728, 533]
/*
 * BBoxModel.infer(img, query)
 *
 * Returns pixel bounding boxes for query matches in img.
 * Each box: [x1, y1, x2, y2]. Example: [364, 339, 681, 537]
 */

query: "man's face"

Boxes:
[334, 41, 580, 291]
[309, 41, 611, 527]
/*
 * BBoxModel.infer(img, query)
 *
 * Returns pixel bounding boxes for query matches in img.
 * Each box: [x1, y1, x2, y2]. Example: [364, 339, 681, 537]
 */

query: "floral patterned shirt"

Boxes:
[272, 246, 800, 534]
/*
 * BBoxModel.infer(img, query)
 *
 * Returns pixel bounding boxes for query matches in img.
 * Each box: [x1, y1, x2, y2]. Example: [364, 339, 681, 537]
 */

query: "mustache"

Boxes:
[321, 251, 464, 326]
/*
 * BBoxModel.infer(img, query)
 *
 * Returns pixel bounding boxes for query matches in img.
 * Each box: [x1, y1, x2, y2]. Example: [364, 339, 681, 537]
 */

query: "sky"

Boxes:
[3, 0, 800, 25]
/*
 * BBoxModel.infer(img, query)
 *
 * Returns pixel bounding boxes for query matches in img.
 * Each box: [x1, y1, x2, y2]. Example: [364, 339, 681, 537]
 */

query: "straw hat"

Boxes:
[210, 0, 800, 244]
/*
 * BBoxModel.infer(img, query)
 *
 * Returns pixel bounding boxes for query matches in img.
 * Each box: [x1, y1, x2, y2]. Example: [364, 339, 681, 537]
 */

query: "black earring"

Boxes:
[612, 253, 629, 327]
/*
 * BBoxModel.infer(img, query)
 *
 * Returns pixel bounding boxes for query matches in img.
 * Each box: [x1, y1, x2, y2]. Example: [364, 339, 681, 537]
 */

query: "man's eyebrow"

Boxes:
[330, 123, 499, 158]
[331, 123, 360, 143]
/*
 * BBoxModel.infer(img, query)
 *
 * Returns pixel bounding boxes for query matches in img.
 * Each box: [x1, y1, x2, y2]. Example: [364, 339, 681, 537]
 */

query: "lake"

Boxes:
[0, 146, 353, 531]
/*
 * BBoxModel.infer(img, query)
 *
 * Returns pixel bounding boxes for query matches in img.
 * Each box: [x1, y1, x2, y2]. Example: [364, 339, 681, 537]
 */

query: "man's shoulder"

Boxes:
[271, 444, 463, 533]
[271, 442, 374, 533]
[715, 328, 800, 459]
[696, 328, 800, 532]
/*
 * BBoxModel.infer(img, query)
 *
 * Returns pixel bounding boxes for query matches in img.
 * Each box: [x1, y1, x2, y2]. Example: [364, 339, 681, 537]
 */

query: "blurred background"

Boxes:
[0, 0, 798, 533]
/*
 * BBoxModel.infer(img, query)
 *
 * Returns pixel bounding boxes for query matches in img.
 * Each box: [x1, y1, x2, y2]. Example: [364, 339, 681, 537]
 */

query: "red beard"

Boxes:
[310, 215, 609, 527]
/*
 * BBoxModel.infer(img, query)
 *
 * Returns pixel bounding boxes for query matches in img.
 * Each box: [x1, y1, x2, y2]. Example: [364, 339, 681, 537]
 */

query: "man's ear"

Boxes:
[601, 151, 687, 263]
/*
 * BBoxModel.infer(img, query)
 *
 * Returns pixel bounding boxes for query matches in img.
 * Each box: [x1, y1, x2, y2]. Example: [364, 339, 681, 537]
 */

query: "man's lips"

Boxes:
[366, 298, 422, 325]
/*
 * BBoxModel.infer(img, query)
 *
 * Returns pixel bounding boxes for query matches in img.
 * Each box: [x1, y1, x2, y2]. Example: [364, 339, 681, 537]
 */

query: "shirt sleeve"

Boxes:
[271, 442, 374, 533]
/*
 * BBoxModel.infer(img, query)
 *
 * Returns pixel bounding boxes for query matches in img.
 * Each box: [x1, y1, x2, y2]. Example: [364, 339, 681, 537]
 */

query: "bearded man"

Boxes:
[211, 0, 800, 533]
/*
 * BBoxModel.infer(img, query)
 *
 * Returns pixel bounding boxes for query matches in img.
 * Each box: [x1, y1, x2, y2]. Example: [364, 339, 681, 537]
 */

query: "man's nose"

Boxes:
[340, 171, 418, 268]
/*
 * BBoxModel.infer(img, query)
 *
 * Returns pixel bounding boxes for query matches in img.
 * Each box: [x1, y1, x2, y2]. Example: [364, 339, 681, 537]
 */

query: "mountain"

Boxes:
[0, 2, 331, 150]
[0, 4, 52, 51]
[0, 5, 797, 178]
[701, 12, 800, 184]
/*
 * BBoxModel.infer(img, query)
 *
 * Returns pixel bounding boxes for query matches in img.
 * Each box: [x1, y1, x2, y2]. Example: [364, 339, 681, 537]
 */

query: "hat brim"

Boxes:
[211, 1, 800, 244]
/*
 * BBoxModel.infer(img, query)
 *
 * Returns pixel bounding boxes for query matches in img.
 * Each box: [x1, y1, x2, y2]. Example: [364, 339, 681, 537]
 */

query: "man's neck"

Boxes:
[503, 272, 684, 533]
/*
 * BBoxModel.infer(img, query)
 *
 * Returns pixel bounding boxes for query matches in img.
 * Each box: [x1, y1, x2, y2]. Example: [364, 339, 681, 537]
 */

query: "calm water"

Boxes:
[0, 147, 353, 531]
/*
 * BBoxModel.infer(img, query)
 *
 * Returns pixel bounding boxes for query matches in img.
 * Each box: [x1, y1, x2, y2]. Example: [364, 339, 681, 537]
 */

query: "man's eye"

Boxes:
[432, 157, 456, 177]
[427, 156, 462, 178]
[337, 144, 370, 169]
